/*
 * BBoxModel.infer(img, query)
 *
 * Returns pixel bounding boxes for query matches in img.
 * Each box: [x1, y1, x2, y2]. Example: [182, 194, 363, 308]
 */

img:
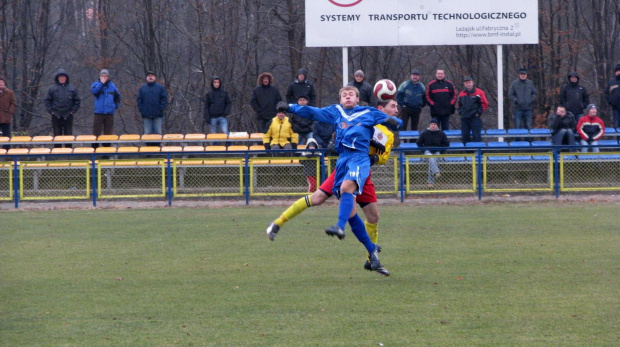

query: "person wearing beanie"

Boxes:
[508, 67, 537, 140]
[137, 70, 169, 136]
[396, 68, 426, 133]
[285, 67, 317, 106]
[417, 118, 449, 186]
[576, 104, 605, 153]
[204, 75, 231, 135]
[560, 72, 589, 120]
[90, 69, 121, 148]
[0, 77, 17, 144]
[44, 69, 81, 143]
[347, 69, 374, 106]
[300, 138, 321, 193]
[604, 64, 620, 128]
[457, 76, 488, 144]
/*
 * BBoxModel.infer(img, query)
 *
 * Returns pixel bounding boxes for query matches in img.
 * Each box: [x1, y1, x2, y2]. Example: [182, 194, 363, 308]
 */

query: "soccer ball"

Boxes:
[373, 79, 397, 101]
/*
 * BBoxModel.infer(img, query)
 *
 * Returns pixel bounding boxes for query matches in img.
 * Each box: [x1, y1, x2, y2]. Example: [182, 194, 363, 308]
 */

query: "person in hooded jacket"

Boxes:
[91, 69, 121, 146]
[559, 72, 589, 121]
[289, 96, 314, 145]
[204, 76, 232, 135]
[251, 72, 282, 133]
[262, 110, 298, 150]
[285, 68, 317, 106]
[44, 68, 81, 139]
[576, 104, 605, 153]
[604, 64, 620, 128]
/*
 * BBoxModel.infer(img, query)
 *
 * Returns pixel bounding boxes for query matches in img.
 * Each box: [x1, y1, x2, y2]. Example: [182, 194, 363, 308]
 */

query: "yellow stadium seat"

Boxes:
[163, 134, 184, 140]
[0, 148, 6, 155]
[95, 147, 117, 153]
[205, 146, 227, 151]
[119, 134, 141, 141]
[10, 136, 31, 143]
[141, 134, 162, 141]
[252, 159, 270, 165]
[7, 148, 29, 155]
[75, 135, 97, 142]
[98, 134, 118, 141]
[51, 148, 74, 154]
[249, 145, 266, 151]
[183, 145, 205, 152]
[227, 145, 248, 151]
[271, 159, 292, 164]
[161, 146, 183, 152]
[185, 133, 206, 141]
[32, 135, 54, 143]
[0, 136, 9, 143]
[297, 144, 307, 150]
[139, 146, 161, 153]
[29, 148, 51, 155]
[53, 135, 75, 143]
[250, 133, 264, 139]
[72, 147, 95, 154]
[228, 132, 249, 139]
[178, 160, 204, 165]
[203, 160, 227, 165]
[206, 133, 228, 140]
[25, 162, 48, 167]
[117, 146, 140, 153]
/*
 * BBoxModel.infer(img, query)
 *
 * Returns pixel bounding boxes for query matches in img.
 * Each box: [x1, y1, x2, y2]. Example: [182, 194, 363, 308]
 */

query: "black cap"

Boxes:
[518, 68, 527, 74]
[146, 71, 156, 77]
[463, 76, 473, 82]
[410, 69, 421, 75]
[429, 118, 439, 125]
[615, 64, 620, 72]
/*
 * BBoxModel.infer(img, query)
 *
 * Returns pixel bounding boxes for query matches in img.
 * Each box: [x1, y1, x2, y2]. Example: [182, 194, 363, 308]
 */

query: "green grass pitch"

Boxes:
[1, 203, 618, 346]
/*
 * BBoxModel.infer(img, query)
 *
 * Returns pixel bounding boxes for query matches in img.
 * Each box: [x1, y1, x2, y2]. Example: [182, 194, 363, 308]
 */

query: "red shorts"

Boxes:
[319, 170, 377, 204]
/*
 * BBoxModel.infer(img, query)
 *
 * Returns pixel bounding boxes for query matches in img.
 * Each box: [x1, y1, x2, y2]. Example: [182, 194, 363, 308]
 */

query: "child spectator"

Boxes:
[300, 138, 320, 192]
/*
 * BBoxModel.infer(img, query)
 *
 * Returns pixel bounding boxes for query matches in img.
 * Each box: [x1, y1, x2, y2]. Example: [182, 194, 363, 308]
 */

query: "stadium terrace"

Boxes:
[433, 12, 527, 20]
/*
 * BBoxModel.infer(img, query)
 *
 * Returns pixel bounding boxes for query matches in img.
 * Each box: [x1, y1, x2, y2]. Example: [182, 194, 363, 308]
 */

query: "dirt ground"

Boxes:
[2, 193, 620, 211]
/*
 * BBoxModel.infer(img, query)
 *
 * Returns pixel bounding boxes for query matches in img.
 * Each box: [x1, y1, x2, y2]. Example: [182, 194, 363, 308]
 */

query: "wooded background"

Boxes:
[0, 0, 619, 135]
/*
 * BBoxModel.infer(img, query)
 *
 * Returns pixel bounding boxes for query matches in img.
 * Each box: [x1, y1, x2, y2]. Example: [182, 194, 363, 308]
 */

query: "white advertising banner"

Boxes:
[306, 0, 539, 47]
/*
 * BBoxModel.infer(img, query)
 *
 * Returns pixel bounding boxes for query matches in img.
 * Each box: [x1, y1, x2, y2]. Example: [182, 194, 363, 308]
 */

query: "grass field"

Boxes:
[1, 203, 619, 346]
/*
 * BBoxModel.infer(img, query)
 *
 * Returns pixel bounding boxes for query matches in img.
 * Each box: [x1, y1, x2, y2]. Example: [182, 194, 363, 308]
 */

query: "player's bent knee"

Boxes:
[310, 190, 329, 206]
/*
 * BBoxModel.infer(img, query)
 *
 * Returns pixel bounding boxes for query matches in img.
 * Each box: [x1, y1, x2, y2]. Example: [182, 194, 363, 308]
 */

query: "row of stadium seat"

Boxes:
[400, 139, 620, 150]
[0, 132, 264, 144]
[399, 127, 620, 139]
[0, 144, 310, 156]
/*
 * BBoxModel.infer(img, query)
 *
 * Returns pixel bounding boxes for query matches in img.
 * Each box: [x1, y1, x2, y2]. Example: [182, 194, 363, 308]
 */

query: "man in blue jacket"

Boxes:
[396, 69, 426, 132]
[137, 71, 168, 136]
[91, 69, 121, 147]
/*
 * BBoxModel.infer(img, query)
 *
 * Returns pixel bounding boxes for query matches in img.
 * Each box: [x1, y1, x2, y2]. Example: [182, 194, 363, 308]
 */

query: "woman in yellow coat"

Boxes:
[263, 110, 299, 149]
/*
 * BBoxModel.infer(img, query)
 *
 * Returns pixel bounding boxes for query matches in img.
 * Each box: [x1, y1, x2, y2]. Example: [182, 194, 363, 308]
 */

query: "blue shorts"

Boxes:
[332, 150, 370, 198]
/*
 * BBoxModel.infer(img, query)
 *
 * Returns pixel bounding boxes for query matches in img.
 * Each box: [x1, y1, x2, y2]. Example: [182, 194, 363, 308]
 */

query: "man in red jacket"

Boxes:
[576, 104, 605, 153]
[457, 76, 489, 144]
[425, 69, 457, 130]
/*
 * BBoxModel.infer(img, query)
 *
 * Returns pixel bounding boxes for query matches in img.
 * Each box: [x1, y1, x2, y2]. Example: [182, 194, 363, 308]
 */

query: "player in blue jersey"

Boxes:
[275, 85, 401, 275]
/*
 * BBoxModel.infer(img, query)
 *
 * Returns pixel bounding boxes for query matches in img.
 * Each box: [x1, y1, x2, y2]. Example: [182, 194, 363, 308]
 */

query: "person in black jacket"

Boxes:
[285, 68, 317, 106]
[347, 70, 374, 106]
[559, 72, 589, 121]
[425, 69, 457, 130]
[313, 121, 335, 150]
[44, 69, 81, 140]
[289, 96, 314, 145]
[204, 76, 232, 134]
[547, 105, 576, 148]
[604, 64, 620, 128]
[251, 72, 282, 132]
[417, 118, 450, 186]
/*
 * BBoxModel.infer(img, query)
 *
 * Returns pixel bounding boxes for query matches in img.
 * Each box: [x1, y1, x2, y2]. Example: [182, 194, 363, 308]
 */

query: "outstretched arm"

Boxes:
[285, 103, 336, 124]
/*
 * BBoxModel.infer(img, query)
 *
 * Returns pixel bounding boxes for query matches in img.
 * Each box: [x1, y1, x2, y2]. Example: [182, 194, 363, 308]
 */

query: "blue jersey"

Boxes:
[288, 104, 401, 154]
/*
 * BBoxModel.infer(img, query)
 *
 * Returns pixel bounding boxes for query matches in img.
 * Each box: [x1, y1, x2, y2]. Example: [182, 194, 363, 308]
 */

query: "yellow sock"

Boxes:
[365, 221, 379, 244]
[274, 195, 313, 226]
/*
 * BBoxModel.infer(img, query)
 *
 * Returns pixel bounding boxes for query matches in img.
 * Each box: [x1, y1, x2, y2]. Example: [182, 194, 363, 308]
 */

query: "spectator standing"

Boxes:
[425, 69, 457, 130]
[286, 68, 317, 106]
[457, 76, 488, 144]
[547, 105, 576, 148]
[416, 118, 450, 186]
[0, 77, 17, 142]
[508, 68, 537, 132]
[396, 69, 426, 131]
[204, 76, 231, 135]
[289, 96, 313, 145]
[137, 71, 168, 135]
[559, 72, 589, 121]
[90, 69, 121, 148]
[262, 110, 298, 150]
[604, 64, 620, 128]
[348, 70, 374, 106]
[251, 72, 282, 133]
[44, 69, 81, 140]
[576, 104, 605, 153]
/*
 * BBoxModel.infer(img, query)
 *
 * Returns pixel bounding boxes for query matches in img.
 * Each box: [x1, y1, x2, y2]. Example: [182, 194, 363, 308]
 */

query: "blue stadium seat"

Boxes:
[449, 142, 464, 148]
[487, 155, 510, 161]
[465, 142, 487, 148]
[530, 128, 551, 136]
[531, 140, 552, 148]
[600, 154, 620, 160]
[400, 143, 419, 150]
[443, 156, 466, 162]
[598, 139, 618, 146]
[511, 155, 532, 161]
[562, 154, 577, 160]
[605, 128, 616, 135]
[444, 129, 461, 137]
[487, 141, 509, 148]
[509, 141, 531, 148]
[507, 129, 528, 136]
[485, 129, 507, 136]
[399, 130, 419, 138]
[579, 155, 599, 160]
[532, 155, 551, 161]
[408, 157, 422, 163]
